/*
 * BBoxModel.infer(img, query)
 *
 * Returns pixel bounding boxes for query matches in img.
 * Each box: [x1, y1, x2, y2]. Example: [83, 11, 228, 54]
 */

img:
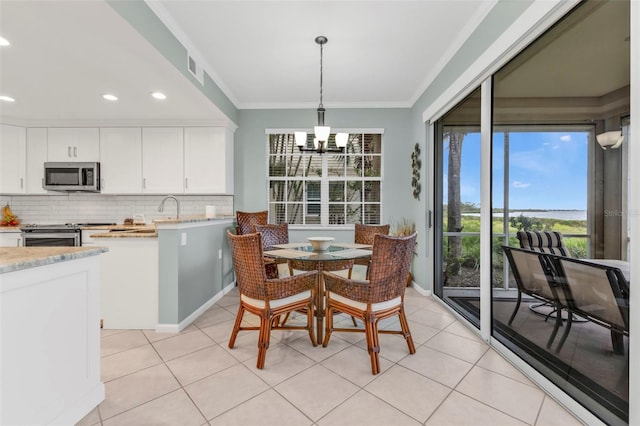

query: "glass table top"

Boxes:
[264, 242, 372, 261]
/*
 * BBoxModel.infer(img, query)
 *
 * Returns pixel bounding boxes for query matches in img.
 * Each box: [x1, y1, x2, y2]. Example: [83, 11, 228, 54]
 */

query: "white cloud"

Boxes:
[552, 145, 560, 150]
[560, 135, 572, 142]
[513, 181, 531, 188]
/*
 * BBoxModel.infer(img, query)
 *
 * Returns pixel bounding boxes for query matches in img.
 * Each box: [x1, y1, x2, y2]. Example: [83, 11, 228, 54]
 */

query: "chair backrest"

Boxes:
[227, 231, 267, 300]
[366, 232, 417, 302]
[236, 210, 268, 235]
[516, 230, 571, 257]
[254, 223, 289, 247]
[502, 245, 558, 302]
[553, 256, 629, 332]
[354, 223, 390, 245]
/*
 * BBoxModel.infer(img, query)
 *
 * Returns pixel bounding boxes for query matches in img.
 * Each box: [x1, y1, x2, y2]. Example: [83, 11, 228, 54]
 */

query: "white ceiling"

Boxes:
[0, 0, 494, 125]
[0, 1, 629, 126]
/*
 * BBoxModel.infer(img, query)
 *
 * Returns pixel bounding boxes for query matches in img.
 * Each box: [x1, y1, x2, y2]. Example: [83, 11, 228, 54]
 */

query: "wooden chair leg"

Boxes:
[398, 308, 416, 354]
[256, 315, 271, 369]
[364, 315, 380, 374]
[323, 304, 334, 347]
[228, 305, 245, 349]
[307, 304, 317, 347]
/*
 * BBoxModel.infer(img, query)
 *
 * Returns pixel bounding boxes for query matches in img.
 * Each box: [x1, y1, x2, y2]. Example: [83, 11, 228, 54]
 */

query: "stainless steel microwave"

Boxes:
[43, 162, 100, 192]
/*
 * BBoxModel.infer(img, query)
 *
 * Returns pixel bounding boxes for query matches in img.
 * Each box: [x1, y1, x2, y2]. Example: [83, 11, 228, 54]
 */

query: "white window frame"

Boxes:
[265, 129, 384, 227]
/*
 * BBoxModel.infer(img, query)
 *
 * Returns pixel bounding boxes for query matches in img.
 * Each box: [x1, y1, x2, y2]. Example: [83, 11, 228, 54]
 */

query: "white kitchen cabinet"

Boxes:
[184, 127, 234, 194]
[0, 230, 22, 247]
[0, 124, 26, 194]
[47, 128, 99, 162]
[142, 127, 183, 194]
[100, 128, 142, 193]
[26, 128, 48, 194]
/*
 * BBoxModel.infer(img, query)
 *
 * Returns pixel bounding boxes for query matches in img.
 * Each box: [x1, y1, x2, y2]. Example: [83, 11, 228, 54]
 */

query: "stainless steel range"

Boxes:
[20, 223, 115, 247]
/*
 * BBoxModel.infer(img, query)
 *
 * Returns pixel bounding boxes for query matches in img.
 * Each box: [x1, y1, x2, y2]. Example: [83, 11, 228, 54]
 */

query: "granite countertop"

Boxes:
[89, 225, 158, 239]
[0, 247, 108, 274]
[0, 226, 22, 232]
[152, 215, 234, 225]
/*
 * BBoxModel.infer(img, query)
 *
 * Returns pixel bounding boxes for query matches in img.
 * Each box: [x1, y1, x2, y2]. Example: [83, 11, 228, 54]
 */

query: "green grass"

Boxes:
[443, 215, 588, 275]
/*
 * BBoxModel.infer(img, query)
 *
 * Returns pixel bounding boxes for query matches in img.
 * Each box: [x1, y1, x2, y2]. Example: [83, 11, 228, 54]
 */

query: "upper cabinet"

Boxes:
[100, 128, 142, 194]
[26, 128, 48, 194]
[184, 127, 234, 194]
[47, 128, 99, 162]
[141, 127, 184, 194]
[0, 124, 27, 194]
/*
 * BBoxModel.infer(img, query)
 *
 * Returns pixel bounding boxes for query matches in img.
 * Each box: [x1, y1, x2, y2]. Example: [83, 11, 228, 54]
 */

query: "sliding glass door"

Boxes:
[432, 1, 630, 424]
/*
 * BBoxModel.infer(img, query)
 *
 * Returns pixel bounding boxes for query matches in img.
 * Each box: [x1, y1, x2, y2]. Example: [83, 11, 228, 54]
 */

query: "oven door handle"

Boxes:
[21, 233, 79, 238]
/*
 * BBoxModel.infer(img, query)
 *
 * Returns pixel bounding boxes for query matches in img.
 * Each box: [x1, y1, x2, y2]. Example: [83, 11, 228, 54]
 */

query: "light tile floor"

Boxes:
[78, 286, 583, 426]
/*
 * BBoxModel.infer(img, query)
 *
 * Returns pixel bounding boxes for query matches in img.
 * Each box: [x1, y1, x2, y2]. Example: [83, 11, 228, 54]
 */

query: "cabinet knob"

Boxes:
[73, 146, 77, 158]
[68, 146, 72, 158]
[20, 178, 23, 189]
[185, 177, 189, 189]
[143, 178, 146, 189]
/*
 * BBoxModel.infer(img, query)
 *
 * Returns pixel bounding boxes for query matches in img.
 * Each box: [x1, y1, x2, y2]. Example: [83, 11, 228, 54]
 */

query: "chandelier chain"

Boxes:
[319, 41, 324, 108]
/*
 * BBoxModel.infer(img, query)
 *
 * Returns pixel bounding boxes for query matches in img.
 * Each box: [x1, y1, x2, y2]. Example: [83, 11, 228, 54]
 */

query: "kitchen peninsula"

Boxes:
[89, 216, 235, 332]
[0, 246, 106, 425]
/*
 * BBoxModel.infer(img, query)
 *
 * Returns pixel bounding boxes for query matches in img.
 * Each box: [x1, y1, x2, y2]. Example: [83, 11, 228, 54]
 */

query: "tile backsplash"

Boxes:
[0, 194, 233, 225]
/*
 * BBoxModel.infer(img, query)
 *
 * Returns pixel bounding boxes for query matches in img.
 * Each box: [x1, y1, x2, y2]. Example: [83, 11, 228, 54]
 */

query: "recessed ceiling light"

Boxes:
[151, 92, 167, 100]
[102, 93, 118, 101]
[0, 37, 9, 46]
[0, 95, 15, 102]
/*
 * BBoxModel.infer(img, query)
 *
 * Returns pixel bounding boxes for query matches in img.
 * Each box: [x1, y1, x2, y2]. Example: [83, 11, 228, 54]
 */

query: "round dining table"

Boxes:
[263, 242, 372, 345]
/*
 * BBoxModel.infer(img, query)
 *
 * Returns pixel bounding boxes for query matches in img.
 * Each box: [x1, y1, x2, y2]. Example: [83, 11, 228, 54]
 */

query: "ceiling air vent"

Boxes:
[187, 52, 204, 86]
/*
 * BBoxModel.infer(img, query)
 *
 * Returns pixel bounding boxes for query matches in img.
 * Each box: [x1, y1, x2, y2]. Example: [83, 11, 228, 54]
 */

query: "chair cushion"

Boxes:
[241, 290, 312, 309]
[328, 291, 401, 312]
[516, 230, 571, 257]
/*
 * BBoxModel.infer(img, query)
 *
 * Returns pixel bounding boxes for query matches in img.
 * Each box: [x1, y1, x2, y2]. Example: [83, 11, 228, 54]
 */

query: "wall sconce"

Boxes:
[596, 130, 623, 150]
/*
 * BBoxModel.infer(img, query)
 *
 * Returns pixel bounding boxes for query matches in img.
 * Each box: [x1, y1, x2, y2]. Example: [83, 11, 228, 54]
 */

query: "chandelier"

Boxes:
[295, 36, 348, 153]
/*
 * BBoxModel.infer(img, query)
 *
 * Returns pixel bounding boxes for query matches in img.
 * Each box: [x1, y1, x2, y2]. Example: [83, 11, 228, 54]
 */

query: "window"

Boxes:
[267, 132, 382, 225]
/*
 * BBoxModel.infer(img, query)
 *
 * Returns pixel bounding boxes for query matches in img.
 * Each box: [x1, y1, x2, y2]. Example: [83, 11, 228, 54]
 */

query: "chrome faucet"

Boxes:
[158, 195, 180, 219]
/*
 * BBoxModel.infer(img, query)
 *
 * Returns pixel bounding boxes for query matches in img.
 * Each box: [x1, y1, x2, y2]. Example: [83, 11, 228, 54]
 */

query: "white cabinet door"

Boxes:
[142, 127, 183, 194]
[184, 127, 233, 194]
[47, 128, 99, 162]
[26, 128, 48, 194]
[100, 128, 142, 193]
[0, 124, 26, 194]
[0, 231, 22, 247]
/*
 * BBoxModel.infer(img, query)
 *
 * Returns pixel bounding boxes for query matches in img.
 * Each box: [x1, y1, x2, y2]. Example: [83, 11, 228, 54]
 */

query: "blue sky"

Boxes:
[443, 130, 588, 210]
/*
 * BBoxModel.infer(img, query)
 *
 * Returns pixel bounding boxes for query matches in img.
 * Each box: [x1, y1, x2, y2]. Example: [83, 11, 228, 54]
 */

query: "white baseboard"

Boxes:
[51, 382, 104, 426]
[155, 290, 225, 333]
[411, 282, 432, 297]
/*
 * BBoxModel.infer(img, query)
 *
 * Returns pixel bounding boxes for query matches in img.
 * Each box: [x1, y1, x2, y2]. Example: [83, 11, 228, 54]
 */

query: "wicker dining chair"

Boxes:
[323, 232, 417, 374]
[254, 223, 293, 278]
[236, 210, 268, 236]
[227, 231, 318, 369]
[350, 223, 390, 279]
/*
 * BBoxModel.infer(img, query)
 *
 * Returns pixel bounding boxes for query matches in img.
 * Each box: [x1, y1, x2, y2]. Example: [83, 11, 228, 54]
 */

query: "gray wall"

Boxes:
[157, 221, 234, 325]
[234, 108, 413, 225]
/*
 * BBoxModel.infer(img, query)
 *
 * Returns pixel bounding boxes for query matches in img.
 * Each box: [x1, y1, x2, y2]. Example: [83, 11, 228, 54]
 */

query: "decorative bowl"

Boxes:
[307, 236, 335, 251]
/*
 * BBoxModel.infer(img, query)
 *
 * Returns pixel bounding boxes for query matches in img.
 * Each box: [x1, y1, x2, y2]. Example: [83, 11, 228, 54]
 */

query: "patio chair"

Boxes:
[502, 246, 566, 349]
[349, 223, 390, 279]
[549, 255, 629, 354]
[226, 231, 318, 369]
[516, 230, 572, 317]
[517, 230, 572, 257]
[323, 232, 417, 374]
